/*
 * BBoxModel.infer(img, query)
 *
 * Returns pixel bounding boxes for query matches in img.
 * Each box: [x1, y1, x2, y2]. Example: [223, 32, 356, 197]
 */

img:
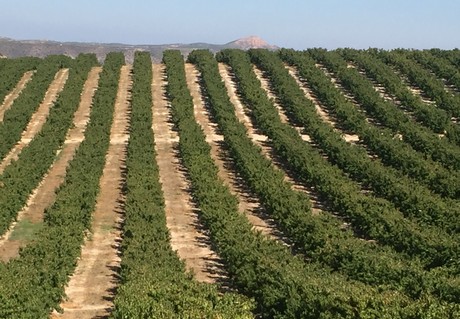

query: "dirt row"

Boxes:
[0, 70, 35, 122]
[284, 65, 360, 143]
[185, 63, 284, 241]
[0, 67, 102, 262]
[151, 64, 225, 284]
[218, 63, 325, 216]
[391, 65, 453, 103]
[0, 68, 69, 173]
[347, 63, 434, 122]
[52, 65, 132, 319]
[251, 66, 312, 142]
[373, 65, 458, 126]
[313, 62, 396, 136]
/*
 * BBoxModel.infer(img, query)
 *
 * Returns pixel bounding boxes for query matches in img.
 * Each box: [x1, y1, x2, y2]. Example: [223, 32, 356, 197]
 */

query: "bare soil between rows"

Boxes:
[0, 70, 35, 122]
[186, 63, 283, 240]
[52, 65, 131, 319]
[221, 63, 325, 216]
[0, 67, 102, 262]
[0, 69, 69, 172]
[151, 63, 226, 285]
[284, 65, 360, 143]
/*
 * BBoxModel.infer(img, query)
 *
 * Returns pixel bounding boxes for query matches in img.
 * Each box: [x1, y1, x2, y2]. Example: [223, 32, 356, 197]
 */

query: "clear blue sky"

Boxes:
[1, 0, 458, 49]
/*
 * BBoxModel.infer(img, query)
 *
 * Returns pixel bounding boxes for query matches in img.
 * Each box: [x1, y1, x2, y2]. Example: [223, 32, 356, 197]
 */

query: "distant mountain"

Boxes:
[226, 36, 278, 50]
[0, 36, 278, 62]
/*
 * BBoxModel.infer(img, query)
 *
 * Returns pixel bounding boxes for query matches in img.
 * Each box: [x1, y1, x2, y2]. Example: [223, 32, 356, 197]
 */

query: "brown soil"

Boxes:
[218, 63, 324, 215]
[347, 63, 387, 98]
[0, 67, 102, 262]
[348, 63, 423, 123]
[0, 69, 69, 172]
[252, 64, 372, 218]
[185, 63, 283, 241]
[388, 65, 445, 105]
[348, 64, 448, 138]
[0, 70, 35, 122]
[390, 68, 456, 128]
[51, 65, 131, 319]
[151, 63, 225, 284]
[359, 64, 449, 136]
[285, 65, 360, 143]
[252, 66, 312, 142]
[315, 63, 388, 131]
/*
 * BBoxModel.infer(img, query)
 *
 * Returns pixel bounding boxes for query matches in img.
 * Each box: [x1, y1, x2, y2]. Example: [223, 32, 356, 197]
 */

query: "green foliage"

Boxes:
[249, 49, 460, 236]
[1, 49, 460, 318]
[341, 49, 452, 133]
[0, 52, 120, 318]
[0, 54, 98, 236]
[245, 48, 458, 270]
[188, 49, 460, 318]
[0, 55, 73, 160]
[9, 220, 44, 241]
[111, 51, 254, 318]
[0, 57, 40, 107]
[280, 49, 460, 200]
[308, 48, 460, 171]
[387, 49, 460, 119]
[215, 48, 460, 302]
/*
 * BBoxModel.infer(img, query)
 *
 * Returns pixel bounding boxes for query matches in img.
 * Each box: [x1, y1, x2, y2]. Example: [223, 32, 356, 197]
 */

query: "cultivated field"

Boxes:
[0, 48, 459, 318]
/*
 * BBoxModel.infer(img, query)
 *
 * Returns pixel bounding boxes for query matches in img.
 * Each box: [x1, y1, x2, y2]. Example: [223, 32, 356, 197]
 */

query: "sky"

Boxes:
[1, 0, 459, 49]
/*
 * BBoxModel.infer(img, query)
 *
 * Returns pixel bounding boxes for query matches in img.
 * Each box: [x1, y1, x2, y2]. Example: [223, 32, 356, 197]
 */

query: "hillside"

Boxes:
[0, 48, 459, 318]
[0, 35, 278, 62]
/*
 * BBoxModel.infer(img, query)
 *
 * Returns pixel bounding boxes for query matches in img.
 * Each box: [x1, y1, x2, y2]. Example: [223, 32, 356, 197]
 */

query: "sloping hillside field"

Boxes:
[0, 48, 459, 318]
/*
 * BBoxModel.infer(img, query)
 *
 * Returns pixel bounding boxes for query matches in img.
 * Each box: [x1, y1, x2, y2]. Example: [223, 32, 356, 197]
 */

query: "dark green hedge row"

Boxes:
[383, 49, 460, 119]
[0, 54, 98, 236]
[280, 49, 460, 201]
[216, 48, 459, 302]
[0, 52, 122, 318]
[231, 49, 457, 272]
[409, 49, 460, 100]
[248, 49, 460, 236]
[0, 57, 40, 110]
[309, 49, 460, 171]
[339, 49, 458, 141]
[111, 51, 253, 318]
[0, 55, 73, 160]
[188, 49, 460, 318]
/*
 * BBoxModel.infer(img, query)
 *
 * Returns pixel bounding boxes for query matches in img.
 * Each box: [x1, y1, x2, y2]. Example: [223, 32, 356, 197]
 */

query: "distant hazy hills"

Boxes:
[0, 35, 278, 62]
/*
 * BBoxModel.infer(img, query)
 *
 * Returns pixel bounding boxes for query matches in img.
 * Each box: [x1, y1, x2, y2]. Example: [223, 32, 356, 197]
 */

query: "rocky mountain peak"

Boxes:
[226, 36, 278, 50]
